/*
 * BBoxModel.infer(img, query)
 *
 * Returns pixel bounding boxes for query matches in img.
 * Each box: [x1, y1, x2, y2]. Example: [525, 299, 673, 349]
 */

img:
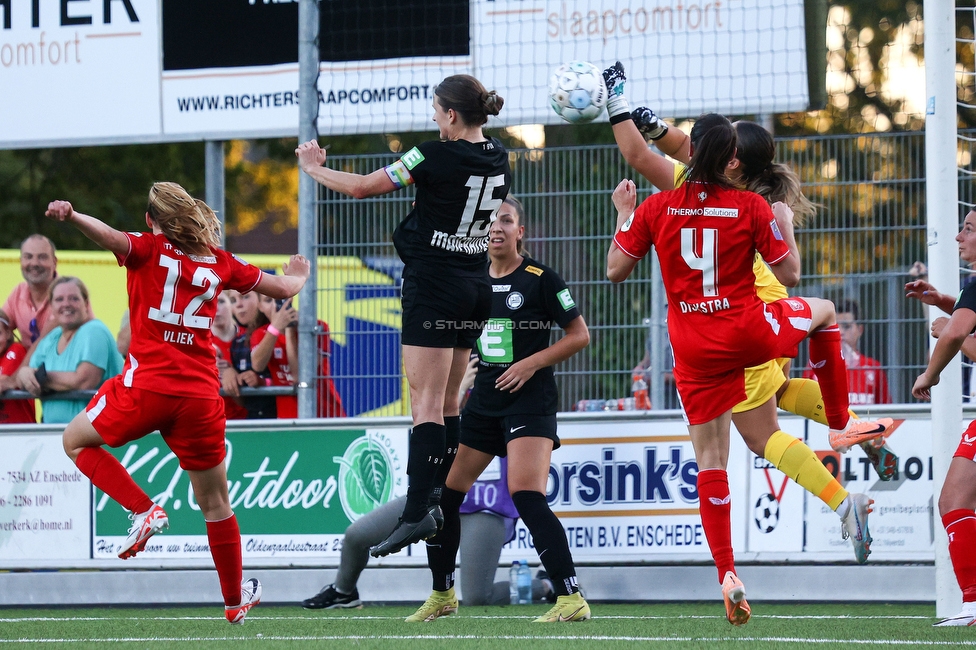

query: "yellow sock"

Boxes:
[779, 379, 859, 428]
[778, 379, 828, 426]
[764, 430, 848, 510]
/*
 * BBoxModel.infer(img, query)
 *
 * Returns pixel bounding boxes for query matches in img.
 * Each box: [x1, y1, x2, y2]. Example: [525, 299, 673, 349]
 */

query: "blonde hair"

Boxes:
[147, 182, 221, 256]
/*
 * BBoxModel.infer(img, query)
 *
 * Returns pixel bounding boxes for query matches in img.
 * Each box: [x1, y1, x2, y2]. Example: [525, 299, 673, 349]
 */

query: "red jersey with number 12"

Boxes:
[116, 232, 263, 397]
[613, 183, 790, 374]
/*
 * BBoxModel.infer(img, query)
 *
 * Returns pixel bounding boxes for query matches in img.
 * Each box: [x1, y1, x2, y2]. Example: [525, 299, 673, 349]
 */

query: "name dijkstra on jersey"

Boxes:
[679, 297, 731, 314]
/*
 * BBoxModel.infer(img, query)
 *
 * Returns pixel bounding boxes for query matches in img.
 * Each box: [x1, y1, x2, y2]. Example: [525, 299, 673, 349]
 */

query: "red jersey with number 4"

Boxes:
[116, 232, 263, 398]
[614, 183, 791, 374]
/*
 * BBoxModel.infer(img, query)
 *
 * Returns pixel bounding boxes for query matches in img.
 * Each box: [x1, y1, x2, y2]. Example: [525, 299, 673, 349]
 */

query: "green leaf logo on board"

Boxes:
[334, 435, 395, 522]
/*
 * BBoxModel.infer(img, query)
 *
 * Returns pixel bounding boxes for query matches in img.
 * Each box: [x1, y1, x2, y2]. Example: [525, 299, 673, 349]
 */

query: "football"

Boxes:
[548, 61, 608, 124]
[753, 493, 780, 534]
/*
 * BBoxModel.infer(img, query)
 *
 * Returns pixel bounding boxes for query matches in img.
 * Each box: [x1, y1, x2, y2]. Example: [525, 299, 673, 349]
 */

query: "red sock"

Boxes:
[697, 469, 735, 583]
[943, 510, 976, 601]
[75, 447, 153, 514]
[808, 326, 851, 430]
[207, 515, 243, 606]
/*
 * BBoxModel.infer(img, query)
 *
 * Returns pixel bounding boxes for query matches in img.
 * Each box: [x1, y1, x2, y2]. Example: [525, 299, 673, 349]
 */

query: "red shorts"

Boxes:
[87, 376, 227, 471]
[673, 297, 813, 425]
[955, 420, 976, 461]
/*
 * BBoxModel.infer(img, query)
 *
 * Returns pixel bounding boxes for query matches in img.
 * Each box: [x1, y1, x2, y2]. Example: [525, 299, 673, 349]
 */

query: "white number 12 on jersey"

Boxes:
[680, 227, 718, 297]
[148, 255, 220, 329]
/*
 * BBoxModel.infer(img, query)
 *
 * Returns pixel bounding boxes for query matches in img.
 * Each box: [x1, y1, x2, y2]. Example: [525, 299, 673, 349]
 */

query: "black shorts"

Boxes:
[460, 410, 559, 458]
[401, 269, 491, 349]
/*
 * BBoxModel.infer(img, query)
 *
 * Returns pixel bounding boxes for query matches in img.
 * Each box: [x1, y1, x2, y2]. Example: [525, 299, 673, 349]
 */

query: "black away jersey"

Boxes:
[955, 279, 976, 328]
[465, 257, 581, 416]
[390, 138, 511, 276]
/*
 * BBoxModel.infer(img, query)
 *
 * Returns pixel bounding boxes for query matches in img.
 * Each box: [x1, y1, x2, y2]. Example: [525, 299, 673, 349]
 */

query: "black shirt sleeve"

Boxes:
[403, 140, 442, 187]
[954, 279, 976, 315]
[539, 265, 581, 329]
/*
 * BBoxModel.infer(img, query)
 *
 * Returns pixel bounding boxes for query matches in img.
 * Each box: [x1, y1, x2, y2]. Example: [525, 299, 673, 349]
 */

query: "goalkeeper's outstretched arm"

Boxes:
[602, 62, 690, 191]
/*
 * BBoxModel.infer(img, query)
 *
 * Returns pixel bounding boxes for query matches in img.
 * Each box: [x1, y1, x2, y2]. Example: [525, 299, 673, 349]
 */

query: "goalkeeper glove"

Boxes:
[632, 106, 670, 141]
[603, 61, 632, 125]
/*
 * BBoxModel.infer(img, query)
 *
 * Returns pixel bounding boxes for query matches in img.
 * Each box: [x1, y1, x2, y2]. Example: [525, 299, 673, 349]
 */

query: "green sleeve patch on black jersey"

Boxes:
[477, 318, 514, 363]
[401, 147, 425, 170]
[557, 288, 576, 310]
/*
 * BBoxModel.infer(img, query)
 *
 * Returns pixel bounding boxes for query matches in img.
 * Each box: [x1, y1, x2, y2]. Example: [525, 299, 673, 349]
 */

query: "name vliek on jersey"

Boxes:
[163, 330, 195, 345]
[678, 297, 731, 314]
[430, 230, 488, 254]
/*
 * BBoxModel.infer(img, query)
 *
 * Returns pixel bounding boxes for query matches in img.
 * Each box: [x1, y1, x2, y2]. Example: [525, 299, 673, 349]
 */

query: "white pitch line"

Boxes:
[0, 614, 933, 622]
[0, 636, 973, 646]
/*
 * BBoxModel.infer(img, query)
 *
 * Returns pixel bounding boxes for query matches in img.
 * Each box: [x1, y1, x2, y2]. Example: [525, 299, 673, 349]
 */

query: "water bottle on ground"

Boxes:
[509, 561, 520, 605]
[517, 560, 532, 604]
[632, 372, 651, 410]
[576, 399, 606, 411]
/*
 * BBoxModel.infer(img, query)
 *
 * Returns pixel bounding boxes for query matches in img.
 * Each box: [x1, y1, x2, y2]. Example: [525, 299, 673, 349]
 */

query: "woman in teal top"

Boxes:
[17, 277, 122, 424]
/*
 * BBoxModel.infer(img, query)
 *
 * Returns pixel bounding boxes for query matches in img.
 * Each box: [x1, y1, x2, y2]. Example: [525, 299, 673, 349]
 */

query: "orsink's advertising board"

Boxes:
[0, 413, 938, 566]
[1, 0, 813, 147]
[500, 419, 710, 562]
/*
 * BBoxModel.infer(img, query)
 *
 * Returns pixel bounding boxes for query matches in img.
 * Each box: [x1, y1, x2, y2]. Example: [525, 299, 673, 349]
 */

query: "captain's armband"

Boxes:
[384, 160, 415, 189]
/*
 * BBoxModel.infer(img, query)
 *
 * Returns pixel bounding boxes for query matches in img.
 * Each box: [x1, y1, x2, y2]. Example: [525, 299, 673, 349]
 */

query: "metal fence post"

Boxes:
[297, 0, 320, 419]
[205, 141, 226, 248]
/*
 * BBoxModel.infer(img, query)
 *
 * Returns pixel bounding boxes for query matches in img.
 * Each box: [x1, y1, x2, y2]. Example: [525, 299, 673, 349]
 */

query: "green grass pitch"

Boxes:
[0, 603, 972, 648]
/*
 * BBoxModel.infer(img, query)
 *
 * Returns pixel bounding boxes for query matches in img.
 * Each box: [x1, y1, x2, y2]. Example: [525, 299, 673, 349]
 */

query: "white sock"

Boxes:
[835, 496, 851, 519]
[830, 416, 854, 433]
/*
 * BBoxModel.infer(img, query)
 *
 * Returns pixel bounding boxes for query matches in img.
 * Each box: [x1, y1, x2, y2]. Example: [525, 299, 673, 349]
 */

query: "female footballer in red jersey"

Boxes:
[600, 61, 891, 566]
[607, 115, 872, 625]
[45, 183, 309, 624]
[909, 210, 976, 626]
[297, 75, 511, 556]
[603, 62, 893, 451]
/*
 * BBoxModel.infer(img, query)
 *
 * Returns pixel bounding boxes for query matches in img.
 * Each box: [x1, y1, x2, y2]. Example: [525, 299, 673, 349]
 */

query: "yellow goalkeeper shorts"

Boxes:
[733, 358, 790, 414]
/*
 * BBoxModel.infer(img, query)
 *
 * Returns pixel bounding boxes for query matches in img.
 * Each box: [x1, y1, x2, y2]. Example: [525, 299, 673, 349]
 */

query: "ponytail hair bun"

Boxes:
[434, 75, 503, 126]
[483, 90, 504, 116]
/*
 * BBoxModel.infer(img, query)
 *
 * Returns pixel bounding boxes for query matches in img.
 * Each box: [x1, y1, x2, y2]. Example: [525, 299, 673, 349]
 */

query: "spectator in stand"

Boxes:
[212, 291, 248, 421]
[254, 295, 298, 418]
[0, 309, 36, 424]
[805, 299, 891, 406]
[3, 234, 59, 351]
[16, 277, 123, 424]
[253, 294, 345, 419]
[229, 290, 276, 419]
